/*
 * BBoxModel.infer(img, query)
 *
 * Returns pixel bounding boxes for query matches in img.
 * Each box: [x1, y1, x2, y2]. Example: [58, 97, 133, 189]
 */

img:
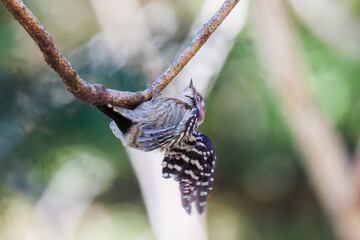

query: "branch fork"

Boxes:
[1, 0, 240, 109]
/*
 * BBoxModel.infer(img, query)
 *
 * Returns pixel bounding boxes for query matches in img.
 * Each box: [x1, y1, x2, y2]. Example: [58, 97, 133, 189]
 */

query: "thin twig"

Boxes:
[0, 0, 240, 109]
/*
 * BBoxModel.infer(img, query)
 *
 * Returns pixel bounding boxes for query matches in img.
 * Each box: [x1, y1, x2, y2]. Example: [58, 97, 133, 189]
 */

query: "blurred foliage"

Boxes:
[1, 0, 360, 239]
[337, 0, 360, 16]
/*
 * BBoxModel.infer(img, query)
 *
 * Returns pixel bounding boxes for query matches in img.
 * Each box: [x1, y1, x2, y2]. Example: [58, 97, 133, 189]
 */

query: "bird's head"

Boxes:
[179, 79, 206, 125]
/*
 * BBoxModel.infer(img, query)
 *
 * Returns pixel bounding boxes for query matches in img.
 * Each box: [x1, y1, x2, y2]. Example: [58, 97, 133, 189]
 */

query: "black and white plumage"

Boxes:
[162, 132, 215, 214]
[96, 80, 216, 214]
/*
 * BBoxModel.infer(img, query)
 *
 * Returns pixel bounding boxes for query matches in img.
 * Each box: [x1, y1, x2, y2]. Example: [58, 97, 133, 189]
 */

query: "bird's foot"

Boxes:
[150, 83, 162, 102]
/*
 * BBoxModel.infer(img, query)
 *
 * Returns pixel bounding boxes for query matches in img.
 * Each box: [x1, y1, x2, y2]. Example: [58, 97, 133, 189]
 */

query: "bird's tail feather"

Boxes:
[96, 104, 133, 134]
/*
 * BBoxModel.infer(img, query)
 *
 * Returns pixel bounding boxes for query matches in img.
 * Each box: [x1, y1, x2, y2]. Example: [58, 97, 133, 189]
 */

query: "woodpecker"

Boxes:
[96, 80, 216, 214]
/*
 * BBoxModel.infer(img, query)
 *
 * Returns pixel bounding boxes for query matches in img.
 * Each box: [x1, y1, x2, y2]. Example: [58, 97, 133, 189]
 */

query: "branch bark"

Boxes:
[1, 0, 240, 109]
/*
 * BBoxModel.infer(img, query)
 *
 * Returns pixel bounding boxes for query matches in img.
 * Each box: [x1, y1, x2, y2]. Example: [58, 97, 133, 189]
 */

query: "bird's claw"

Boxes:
[150, 83, 162, 102]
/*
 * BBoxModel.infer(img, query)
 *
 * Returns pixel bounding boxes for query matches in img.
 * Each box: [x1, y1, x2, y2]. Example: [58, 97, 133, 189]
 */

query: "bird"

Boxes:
[96, 80, 216, 214]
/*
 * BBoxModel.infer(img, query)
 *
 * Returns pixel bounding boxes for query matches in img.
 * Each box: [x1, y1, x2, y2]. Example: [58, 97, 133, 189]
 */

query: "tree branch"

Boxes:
[1, 0, 240, 109]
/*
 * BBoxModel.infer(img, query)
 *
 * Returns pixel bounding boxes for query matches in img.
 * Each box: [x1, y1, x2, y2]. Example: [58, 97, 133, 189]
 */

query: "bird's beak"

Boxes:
[189, 79, 194, 88]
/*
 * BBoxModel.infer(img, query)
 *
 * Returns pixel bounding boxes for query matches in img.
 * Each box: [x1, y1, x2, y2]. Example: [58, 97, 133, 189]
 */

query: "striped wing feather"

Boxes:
[162, 132, 216, 214]
[138, 108, 199, 151]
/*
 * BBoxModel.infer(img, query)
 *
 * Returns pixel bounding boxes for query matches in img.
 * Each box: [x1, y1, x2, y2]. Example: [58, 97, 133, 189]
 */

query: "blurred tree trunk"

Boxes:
[253, 1, 360, 239]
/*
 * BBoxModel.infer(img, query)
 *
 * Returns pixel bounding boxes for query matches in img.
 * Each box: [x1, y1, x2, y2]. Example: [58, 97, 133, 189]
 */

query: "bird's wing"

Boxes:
[137, 107, 199, 151]
[162, 132, 216, 214]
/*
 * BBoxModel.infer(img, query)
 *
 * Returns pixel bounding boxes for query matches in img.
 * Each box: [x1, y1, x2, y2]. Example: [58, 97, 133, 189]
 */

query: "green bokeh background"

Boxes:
[1, 0, 360, 239]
